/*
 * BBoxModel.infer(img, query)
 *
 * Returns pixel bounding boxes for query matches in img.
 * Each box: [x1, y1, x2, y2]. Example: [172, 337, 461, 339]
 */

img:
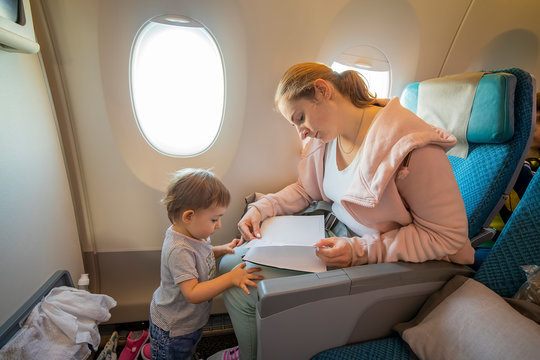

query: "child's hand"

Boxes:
[230, 263, 264, 295]
[213, 238, 241, 258]
[225, 238, 241, 251]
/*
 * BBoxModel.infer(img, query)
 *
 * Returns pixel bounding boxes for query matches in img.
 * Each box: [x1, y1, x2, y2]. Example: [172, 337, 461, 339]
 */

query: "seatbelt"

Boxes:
[300, 201, 354, 238]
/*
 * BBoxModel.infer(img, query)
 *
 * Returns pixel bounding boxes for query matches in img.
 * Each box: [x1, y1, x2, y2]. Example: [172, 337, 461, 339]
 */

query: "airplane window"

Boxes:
[331, 45, 390, 98]
[130, 15, 225, 157]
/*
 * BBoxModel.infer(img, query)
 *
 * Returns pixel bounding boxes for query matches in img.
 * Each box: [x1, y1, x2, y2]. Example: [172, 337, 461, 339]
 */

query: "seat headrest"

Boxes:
[401, 72, 516, 143]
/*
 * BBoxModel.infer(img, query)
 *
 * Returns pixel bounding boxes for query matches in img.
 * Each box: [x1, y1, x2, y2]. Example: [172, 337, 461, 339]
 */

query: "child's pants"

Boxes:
[149, 319, 203, 360]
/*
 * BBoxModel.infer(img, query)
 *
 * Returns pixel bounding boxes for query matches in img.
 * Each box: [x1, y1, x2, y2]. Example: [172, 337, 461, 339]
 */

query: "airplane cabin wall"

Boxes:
[0, 6, 84, 325]
[441, 0, 540, 76]
[21, 0, 540, 323]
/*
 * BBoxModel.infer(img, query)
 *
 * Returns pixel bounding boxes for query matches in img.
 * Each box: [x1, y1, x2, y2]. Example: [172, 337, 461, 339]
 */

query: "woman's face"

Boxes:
[278, 88, 338, 143]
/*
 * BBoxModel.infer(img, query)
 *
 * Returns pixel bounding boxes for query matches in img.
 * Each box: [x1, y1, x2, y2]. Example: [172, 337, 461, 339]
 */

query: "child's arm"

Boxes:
[178, 263, 263, 304]
[212, 238, 241, 258]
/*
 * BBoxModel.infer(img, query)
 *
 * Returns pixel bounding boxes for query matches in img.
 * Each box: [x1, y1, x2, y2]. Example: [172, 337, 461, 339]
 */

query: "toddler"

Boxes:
[149, 168, 263, 360]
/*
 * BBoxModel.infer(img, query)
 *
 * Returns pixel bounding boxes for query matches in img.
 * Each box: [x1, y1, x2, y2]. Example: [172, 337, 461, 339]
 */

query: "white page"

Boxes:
[244, 215, 325, 248]
[243, 215, 326, 272]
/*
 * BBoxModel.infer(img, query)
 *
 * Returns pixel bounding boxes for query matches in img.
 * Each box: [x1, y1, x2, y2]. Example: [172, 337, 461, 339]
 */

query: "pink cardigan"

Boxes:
[250, 98, 475, 265]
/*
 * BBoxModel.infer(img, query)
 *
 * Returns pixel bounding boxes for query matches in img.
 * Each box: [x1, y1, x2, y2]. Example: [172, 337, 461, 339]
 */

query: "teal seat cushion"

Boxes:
[401, 72, 516, 143]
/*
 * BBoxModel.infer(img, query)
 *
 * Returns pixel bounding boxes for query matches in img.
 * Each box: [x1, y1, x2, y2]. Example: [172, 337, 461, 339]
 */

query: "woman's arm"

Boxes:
[249, 181, 314, 219]
[316, 145, 473, 267]
[238, 139, 327, 242]
[238, 181, 314, 241]
[353, 145, 472, 264]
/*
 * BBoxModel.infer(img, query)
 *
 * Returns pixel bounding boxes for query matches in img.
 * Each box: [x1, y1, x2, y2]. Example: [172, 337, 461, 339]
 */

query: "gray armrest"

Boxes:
[256, 261, 473, 360]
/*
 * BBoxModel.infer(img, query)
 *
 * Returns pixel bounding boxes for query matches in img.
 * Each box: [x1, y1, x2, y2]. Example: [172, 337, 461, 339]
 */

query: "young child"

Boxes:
[149, 168, 263, 360]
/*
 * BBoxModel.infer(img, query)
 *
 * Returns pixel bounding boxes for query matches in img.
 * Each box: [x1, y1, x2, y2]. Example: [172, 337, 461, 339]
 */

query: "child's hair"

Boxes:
[162, 168, 231, 224]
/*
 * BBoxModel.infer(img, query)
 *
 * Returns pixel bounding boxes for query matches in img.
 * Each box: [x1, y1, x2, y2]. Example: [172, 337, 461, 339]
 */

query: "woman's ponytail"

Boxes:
[336, 70, 377, 107]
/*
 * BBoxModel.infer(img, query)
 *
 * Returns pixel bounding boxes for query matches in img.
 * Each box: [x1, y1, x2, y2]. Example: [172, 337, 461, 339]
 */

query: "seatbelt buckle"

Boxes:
[325, 213, 337, 232]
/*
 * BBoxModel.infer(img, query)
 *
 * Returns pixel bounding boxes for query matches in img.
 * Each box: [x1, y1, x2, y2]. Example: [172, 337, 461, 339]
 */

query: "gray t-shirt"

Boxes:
[150, 226, 216, 337]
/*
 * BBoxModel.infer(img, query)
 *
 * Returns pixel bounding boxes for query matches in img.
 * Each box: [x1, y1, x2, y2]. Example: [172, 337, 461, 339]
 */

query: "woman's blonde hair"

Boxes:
[274, 62, 376, 109]
[162, 168, 230, 224]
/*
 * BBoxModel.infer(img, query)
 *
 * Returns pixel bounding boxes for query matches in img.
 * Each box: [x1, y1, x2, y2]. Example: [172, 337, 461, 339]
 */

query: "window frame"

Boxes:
[129, 14, 226, 158]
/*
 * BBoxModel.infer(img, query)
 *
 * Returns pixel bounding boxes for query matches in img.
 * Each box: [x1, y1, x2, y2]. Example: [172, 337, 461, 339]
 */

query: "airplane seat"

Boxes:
[313, 152, 540, 360]
[400, 68, 536, 249]
[255, 69, 537, 360]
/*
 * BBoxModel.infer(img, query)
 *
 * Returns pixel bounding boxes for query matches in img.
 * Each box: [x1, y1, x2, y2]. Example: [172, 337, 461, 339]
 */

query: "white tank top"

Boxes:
[323, 139, 378, 237]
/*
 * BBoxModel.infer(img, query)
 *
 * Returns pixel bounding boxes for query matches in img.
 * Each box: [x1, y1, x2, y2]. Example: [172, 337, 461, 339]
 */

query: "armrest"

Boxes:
[256, 261, 473, 360]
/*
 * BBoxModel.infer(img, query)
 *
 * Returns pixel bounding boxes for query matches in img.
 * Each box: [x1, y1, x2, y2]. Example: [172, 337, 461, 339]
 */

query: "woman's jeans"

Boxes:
[149, 319, 203, 360]
[219, 244, 307, 360]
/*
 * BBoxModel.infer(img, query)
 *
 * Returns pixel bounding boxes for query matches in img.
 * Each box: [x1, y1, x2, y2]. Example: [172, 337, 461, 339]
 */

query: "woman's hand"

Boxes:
[237, 206, 263, 244]
[314, 237, 353, 268]
[230, 263, 264, 295]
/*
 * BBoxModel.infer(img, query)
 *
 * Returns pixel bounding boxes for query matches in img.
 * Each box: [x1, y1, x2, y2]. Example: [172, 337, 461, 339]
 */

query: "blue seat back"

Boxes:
[449, 68, 534, 239]
[402, 69, 534, 239]
[474, 168, 540, 297]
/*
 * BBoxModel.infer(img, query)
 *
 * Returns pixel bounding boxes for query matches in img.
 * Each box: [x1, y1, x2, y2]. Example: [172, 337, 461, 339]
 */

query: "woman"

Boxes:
[218, 62, 475, 360]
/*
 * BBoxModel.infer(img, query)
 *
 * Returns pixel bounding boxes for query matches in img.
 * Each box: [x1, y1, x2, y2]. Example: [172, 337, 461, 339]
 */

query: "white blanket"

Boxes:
[0, 286, 116, 360]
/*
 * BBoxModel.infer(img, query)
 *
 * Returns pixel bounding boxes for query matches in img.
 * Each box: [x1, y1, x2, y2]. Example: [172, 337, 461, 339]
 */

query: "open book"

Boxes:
[243, 215, 327, 272]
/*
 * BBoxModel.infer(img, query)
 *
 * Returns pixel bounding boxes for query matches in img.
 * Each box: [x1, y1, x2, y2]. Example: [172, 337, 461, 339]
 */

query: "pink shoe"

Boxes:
[207, 346, 239, 360]
[118, 329, 149, 360]
[140, 343, 151, 360]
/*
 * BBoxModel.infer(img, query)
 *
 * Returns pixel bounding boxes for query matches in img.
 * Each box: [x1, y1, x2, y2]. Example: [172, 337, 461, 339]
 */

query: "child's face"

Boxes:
[185, 205, 227, 240]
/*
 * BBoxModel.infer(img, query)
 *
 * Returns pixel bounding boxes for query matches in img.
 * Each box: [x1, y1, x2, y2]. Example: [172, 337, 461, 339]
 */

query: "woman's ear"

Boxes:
[181, 210, 195, 223]
[314, 79, 331, 101]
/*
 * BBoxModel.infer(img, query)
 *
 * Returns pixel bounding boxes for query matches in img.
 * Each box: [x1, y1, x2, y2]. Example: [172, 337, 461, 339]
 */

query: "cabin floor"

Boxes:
[91, 313, 238, 359]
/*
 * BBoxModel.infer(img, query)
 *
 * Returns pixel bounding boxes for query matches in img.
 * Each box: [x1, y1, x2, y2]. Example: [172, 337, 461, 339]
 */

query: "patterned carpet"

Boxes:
[196, 313, 238, 359]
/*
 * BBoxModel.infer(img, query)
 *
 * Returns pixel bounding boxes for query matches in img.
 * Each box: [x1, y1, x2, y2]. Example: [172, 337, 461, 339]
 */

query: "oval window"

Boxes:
[331, 45, 391, 98]
[130, 15, 225, 157]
